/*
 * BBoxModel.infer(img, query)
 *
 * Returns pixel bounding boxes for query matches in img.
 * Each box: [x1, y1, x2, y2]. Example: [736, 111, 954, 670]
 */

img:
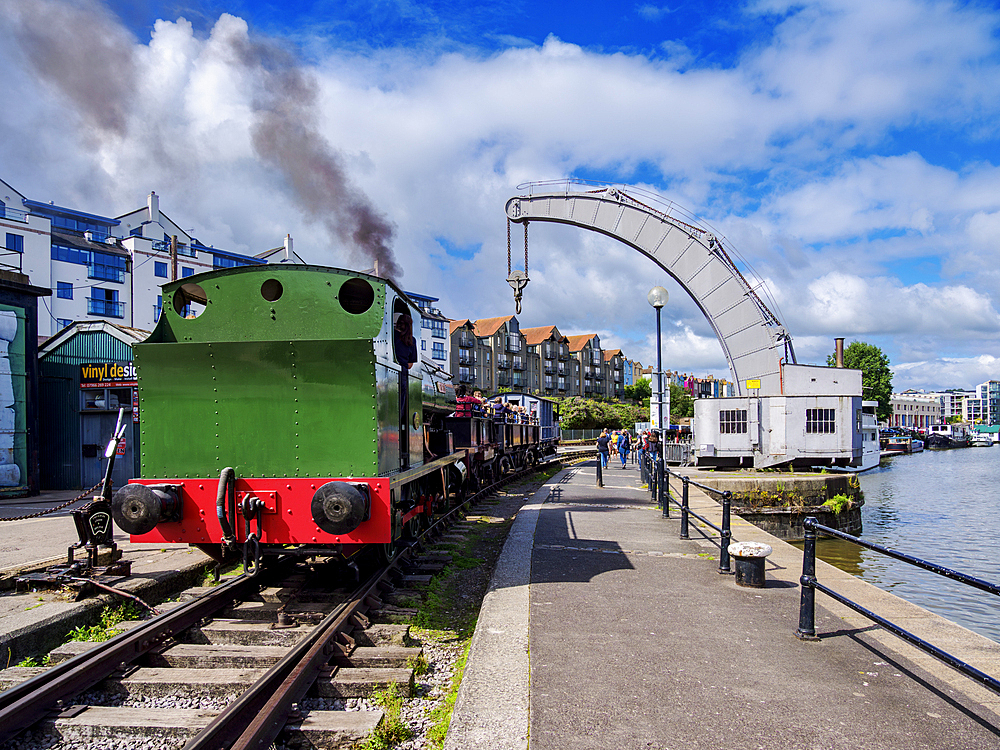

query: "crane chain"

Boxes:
[0, 481, 103, 522]
[507, 218, 512, 275]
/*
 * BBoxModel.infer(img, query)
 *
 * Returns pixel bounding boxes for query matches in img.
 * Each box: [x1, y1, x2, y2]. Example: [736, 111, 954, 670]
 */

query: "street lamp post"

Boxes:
[647, 287, 669, 513]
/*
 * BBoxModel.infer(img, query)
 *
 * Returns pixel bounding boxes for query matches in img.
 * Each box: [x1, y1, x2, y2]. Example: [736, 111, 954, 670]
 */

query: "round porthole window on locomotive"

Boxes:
[260, 279, 283, 302]
[173, 283, 207, 318]
[338, 277, 375, 314]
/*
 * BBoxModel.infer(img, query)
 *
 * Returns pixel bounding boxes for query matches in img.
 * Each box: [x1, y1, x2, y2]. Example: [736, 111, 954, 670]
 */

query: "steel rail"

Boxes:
[183, 557, 402, 750]
[0, 570, 261, 744]
[186, 455, 563, 750]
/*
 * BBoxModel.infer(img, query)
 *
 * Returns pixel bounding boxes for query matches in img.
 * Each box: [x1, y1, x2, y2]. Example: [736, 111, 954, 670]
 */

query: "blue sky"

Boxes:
[4, 0, 1000, 391]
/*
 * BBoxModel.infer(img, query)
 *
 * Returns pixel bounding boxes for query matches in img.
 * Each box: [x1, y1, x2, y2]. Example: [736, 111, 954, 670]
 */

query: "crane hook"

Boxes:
[507, 219, 529, 314]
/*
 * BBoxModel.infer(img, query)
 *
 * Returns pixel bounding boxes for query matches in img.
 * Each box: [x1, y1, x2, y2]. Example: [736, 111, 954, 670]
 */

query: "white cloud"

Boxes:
[4, 1, 1000, 388]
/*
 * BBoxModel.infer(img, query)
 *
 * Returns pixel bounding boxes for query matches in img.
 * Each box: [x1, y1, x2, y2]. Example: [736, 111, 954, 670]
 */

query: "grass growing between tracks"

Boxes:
[361, 682, 414, 750]
[425, 639, 471, 748]
[65, 601, 147, 642]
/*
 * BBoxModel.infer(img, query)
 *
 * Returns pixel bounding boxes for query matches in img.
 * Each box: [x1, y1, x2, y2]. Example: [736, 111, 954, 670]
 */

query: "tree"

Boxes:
[827, 341, 893, 422]
[669, 383, 694, 420]
[624, 377, 652, 402]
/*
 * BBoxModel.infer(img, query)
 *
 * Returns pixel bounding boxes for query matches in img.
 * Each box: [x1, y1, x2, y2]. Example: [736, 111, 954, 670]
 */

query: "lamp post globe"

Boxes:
[647, 286, 669, 309]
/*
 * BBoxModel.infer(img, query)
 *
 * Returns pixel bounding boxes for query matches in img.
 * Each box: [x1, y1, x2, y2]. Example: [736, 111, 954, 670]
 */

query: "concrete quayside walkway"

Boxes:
[446, 459, 1000, 750]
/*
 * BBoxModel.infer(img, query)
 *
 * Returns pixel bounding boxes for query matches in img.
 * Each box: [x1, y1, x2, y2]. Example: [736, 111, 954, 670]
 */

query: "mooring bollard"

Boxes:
[796, 516, 820, 640]
[728, 541, 772, 587]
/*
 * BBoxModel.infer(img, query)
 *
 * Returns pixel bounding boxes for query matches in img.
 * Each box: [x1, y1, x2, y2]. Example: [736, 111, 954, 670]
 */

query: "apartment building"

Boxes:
[407, 291, 450, 367]
[521, 326, 572, 397]
[1, 181, 268, 337]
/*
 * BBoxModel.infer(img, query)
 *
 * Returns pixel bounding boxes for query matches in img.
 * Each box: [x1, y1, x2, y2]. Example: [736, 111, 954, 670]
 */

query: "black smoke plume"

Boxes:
[2, 0, 136, 138]
[229, 32, 402, 280]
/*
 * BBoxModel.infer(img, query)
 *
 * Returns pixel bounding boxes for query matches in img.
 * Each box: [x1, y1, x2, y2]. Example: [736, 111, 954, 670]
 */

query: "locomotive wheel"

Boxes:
[378, 541, 400, 564]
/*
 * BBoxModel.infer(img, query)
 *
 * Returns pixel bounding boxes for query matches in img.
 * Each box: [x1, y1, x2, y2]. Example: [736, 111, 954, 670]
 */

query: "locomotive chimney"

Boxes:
[835, 337, 844, 368]
[283, 234, 292, 262]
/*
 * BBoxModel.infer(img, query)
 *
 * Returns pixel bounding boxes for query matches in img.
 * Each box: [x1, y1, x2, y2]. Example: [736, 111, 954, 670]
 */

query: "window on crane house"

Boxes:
[719, 410, 748, 434]
[806, 408, 836, 434]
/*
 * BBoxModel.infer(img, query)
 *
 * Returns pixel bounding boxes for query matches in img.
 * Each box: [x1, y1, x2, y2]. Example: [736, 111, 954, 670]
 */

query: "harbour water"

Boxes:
[807, 446, 1000, 643]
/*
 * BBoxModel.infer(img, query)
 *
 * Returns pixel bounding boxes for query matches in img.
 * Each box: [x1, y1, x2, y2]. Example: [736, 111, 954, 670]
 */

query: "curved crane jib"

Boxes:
[505, 188, 789, 397]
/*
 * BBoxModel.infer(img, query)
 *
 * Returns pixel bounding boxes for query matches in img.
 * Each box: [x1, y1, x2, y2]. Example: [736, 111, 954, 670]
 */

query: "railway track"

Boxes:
[0, 457, 561, 749]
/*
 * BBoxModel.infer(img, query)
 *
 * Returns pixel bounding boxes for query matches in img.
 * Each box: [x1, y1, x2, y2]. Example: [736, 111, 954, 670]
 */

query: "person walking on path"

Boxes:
[618, 430, 631, 468]
[596, 429, 610, 470]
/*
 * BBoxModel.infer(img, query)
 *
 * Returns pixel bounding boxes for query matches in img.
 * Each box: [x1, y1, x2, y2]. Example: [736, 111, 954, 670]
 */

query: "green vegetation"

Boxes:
[732, 487, 804, 508]
[624, 377, 652, 402]
[426, 640, 471, 749]
[65, 601, 146, 643]
[360, 682, 413, 750]
[827, 341, 893, 422]
[201, 561, 243, 586]
[822, 493, 852, 515]
[14, 653, 50, 668]
[406, 653, 430, 677]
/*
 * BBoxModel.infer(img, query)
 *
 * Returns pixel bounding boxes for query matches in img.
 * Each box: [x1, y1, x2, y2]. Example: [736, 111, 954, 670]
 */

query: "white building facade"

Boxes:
[1, 181, 272, 337]
[889, 392, 943, 430]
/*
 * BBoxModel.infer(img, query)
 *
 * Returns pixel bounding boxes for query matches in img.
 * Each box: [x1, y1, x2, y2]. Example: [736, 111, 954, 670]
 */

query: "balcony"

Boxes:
[432, 328, 447, 339]
[88, 263, 125, 283]
[458, 370, 476, 384]
[459, 352, 476, 365]
[505, 336, 521, 353]
[88, 298, 124, 318]
[152, 239, 197, 258]
[543, 346, 555, 360]
[458, 334, 475, 348]
[499, 356, 511, 369]
[498, 372, 512, 387]
[0, 205, 27, 222]
[590, 352, 602, 365]
[512, 357, 525, 371]
[558, 346, 570, 360]
[544, 363, 556, 374]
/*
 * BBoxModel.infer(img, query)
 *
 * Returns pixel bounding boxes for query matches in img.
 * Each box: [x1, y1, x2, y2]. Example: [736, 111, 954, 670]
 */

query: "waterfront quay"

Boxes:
[447, 460, 1000, 749]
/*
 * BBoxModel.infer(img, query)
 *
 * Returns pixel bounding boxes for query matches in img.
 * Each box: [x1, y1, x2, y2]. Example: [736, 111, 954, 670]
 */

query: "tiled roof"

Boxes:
[521, 325, 564, 345]
[473, 315, 514, 337]
[603, 348, 622, 362]
[449, 318, 472, 335]
[565, 334, 595, 352]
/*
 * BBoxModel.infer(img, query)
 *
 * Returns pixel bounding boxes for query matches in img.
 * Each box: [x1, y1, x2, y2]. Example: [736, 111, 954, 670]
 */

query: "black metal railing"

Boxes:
[641, 454, 733, 574]
[796, 516, 1000, 694]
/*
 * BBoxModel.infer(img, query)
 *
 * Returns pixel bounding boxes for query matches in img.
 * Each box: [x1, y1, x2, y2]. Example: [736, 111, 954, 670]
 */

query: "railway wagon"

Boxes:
[111, 264, 468, 567]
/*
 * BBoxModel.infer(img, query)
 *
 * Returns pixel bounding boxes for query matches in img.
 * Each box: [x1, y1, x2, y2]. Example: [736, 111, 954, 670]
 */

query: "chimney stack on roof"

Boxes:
[148, 191, 160, 224]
